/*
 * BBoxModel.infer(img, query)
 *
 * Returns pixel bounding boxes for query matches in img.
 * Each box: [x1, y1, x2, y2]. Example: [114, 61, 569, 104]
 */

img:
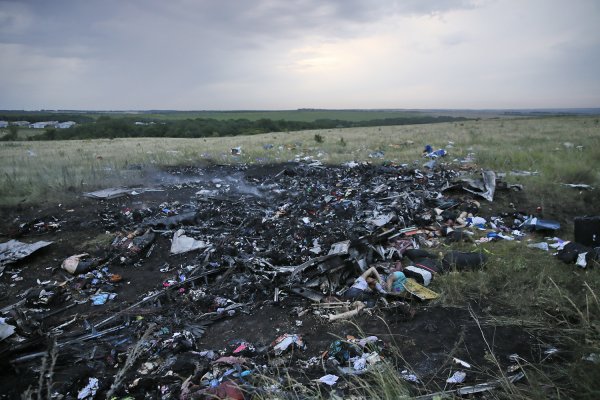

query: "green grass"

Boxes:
[16, 127, 47, 139]
[95, 109, 427, 122]
[0, 109, 428, 122]
[1, 127, 47, 140]
[250, 357, 411, 400]
[433, 238, 600, 399]
[2, 115, 600, 398]
[1, 116, 598, 209]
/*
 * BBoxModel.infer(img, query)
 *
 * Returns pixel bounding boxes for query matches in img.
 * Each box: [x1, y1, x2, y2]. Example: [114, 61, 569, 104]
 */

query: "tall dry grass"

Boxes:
[1, 116, 598, 206]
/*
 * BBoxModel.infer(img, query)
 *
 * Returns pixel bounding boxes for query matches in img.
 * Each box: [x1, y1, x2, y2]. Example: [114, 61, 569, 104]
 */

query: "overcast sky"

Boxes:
[1, 0, 599, 110]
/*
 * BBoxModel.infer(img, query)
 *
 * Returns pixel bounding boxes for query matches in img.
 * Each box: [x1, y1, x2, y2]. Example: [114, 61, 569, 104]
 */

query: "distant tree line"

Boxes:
[2, 114, 469, 141]
[0, 113, 94, 124]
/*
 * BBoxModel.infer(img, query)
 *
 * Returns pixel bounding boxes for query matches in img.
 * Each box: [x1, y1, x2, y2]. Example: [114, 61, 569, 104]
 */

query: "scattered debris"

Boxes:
[77, 377, 99, 399]
[461, 170, 496, 202]
[0, 161, 583, 398]
[583, 353, 600, 364]
[521, 217, 560, 232]
[508, 170, 539, 177]
[83, 187, 163, 199]
[170, 229, 210, 254]
[0, 239, 52, 275]
[0, 318, 16, 341]
[527, 242, 549, 251]
[562, 183, 593, 190]
[272, 334, 305, 355]
[453, 357, 472, 368]
[231, 146, 242, 155]
[417, 372, 525, 399]
[61, 253, 96, 274]
[446, 370, 467, 383]
[403, 279, 439, 300]
[400, 370, 420, 383]
[318, 374, 339, 386]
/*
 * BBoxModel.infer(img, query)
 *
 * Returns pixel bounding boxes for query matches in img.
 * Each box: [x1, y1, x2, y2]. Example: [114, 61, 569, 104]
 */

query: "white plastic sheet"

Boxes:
[318, 374, 339, 386]
[170, 229, 210, 254]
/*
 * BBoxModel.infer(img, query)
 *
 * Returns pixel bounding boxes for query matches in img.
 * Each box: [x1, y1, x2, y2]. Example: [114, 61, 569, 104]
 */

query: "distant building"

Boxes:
[0, 121, 8, 128]
[30, 121, 58, 129]
[56, 121, 76, 129]
[11, 121, 30, 127]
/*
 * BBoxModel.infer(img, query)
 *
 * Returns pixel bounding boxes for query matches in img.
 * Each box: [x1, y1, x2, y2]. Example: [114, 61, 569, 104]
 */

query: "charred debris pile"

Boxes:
[1, 159, 586, 399]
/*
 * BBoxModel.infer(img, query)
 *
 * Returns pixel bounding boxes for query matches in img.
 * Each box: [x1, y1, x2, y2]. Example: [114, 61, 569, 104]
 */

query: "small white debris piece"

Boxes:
[0, 318, 16, 341]
[583, 353, 600, 364]
[77, 377, 99, 399]
[453, 357, 472, 368]
[576, 253, 588, 268]
[446, 371, 466, 384]
[328, 240, 350, 255]
[400, 370, 420, 383]
[318, 374, 339, 386]
[170, 229, 210, 254]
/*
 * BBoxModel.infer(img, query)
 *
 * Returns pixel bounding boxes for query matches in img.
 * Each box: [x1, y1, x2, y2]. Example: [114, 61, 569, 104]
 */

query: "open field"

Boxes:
[0, 109, 429, 123]
[1, 109, 472, 141]
[131, 108, 600, 122]
[1, 116, 598, 214]
[1, 116, 599, 399]
[16, 127, 47, 139]
[134, 109, 428, 122]
[3, 108, 595, 123]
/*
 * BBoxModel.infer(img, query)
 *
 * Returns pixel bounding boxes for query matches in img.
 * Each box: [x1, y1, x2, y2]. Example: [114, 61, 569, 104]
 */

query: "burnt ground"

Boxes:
[0, 162, 574, 399]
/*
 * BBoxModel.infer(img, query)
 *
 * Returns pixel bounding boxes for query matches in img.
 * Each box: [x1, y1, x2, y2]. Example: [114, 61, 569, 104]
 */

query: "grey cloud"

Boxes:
[440, 32, 469, 46]
[0, 1, 32, 34]
[0, 0, 480, 68]
[0, 0, 598, 109]
[544, 40, 600, 92]
[172, 0, 479, 40]
[2, 1, 480, 46]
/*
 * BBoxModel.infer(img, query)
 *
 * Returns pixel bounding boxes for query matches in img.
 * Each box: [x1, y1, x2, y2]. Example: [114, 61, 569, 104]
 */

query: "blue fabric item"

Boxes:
[343, 287, 364, 300]
[91, 293, 109, 305]
[391, 271, 407, 292]
[424, 148, 447, 159]
[521, 217, 560, 231]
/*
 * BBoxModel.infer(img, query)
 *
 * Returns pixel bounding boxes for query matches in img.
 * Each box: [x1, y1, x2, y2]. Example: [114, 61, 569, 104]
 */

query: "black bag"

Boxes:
[574, 216, 600, 247]
[442, 251, 487, 270]
[441, 209, 459, 222]
[405, 249, 435, 261]
[585, 247, 600, 269]
[412, 258, 442, 274]
[557, 242, 591, 264]
[445, 230, 472, 244]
